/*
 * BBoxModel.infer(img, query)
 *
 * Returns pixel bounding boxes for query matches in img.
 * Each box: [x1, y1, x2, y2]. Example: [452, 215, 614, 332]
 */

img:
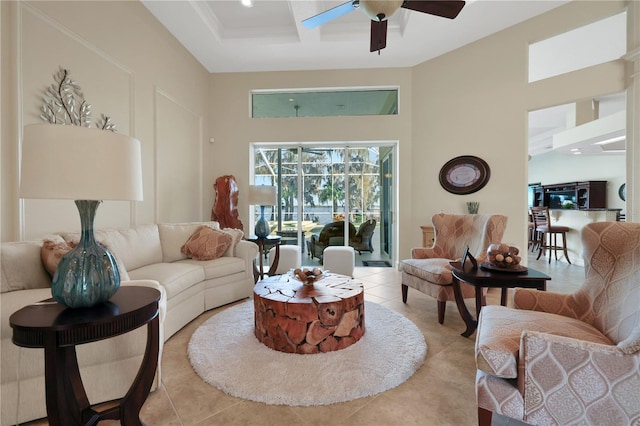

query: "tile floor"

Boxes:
[27, 252, 586, 426]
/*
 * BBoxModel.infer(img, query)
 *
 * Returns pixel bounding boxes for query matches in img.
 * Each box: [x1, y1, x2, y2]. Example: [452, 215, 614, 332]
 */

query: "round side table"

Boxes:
[10, 286, 161, 426]
[247, 235, 281, 280]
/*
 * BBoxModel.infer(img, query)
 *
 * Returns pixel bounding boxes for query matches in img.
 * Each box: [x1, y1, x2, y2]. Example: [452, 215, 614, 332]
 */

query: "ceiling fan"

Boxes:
[302, 0, 466, 53]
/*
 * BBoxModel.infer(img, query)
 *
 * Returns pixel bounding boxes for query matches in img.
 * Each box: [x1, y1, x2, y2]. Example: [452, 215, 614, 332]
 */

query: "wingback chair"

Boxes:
[400, 213, 508, 324]
[475, 221, 640, 426]
[349, 219, 376, 254]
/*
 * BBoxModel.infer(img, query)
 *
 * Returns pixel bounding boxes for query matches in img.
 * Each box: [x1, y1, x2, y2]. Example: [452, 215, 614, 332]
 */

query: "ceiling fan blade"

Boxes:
[302, 1, 358, 29]
[370, 19, 387, 53]
[401, 0, 465, 19]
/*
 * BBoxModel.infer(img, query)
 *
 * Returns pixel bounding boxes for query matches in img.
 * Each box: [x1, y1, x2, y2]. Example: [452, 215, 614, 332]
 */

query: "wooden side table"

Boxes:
[10, 286, 161, 426]
[449, 262, 551, 337]
[420, 225, 435, 247]
[247, 235, 281, 281]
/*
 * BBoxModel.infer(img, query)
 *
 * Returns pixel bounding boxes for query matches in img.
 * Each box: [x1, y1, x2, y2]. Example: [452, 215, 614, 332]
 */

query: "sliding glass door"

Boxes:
[252, 143, 395, 265]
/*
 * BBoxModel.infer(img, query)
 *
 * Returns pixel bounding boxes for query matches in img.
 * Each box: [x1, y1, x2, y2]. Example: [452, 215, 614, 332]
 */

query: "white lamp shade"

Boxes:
[20, 123, 143, 201]
[248, 185, 277, 206]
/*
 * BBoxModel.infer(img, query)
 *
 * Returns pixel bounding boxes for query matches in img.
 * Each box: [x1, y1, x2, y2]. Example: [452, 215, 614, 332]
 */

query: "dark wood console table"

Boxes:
[10, 286, 161, 426]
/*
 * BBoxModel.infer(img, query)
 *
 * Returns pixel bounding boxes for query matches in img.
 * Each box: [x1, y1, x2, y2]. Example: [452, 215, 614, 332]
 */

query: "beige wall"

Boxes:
[1, 1, 209, 241]
[2, 1, 635, 265]
[205, 1, 629, 261]
[407, 0, 627, 257]
[207, 69, 412, 259]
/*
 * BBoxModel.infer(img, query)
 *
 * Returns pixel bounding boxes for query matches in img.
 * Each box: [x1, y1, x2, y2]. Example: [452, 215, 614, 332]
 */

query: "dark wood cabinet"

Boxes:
[575, 181, 607, 209]
[541, 181, 607, 209]
[529, 184, 544, 207]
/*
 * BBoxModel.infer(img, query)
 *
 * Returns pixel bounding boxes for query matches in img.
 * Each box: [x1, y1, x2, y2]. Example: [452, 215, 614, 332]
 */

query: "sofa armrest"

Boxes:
[120, 280, 166, 326]
[236, 240, 259, 278]
[120, 280, 166, 387]
[519, 330, 638, 421]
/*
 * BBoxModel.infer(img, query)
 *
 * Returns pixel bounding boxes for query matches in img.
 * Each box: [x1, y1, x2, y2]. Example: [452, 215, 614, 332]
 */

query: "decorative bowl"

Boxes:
[486, 243, 522, 269]
[291, 267, 325, 286]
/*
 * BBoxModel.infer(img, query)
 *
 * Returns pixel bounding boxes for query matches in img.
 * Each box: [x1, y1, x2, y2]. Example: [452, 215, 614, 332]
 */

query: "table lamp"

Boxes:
[20, 123, 143, 308]
[248, 185, 276, 238]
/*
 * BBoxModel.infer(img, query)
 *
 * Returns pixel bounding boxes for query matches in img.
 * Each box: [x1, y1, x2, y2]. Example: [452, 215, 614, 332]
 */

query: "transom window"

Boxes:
[251, 88, 398, 118]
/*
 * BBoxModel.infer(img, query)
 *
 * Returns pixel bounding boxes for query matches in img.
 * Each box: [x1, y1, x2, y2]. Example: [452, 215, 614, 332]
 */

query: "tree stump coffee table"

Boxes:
[253, 273, 364, 354]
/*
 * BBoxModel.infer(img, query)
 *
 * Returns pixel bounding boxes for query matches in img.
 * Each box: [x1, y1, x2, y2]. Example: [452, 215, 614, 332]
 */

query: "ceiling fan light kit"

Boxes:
[360, 0, 404, 21]
[302, 0, 466, 54]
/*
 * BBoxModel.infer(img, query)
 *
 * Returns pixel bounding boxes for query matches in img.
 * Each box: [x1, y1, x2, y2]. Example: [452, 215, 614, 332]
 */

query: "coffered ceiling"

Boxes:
[141, 0, 568, 73]
[141, 1, 625, 157]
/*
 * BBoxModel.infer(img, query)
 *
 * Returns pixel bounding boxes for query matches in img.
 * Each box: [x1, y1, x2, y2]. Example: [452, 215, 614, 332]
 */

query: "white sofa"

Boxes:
[0, 221, 258, 425]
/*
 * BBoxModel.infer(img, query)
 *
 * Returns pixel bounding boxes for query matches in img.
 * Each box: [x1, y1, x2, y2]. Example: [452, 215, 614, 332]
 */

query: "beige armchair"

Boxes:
[475, 221, 640, 425]
[400, 213, 508, 324]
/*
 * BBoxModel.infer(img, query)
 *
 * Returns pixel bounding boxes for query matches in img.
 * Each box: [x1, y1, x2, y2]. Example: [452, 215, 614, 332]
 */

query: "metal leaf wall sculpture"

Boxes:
[40, 67, 117, 132]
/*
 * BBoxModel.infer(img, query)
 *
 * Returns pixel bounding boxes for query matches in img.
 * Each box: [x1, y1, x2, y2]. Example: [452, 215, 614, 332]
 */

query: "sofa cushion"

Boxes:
[127, 263, 205, 300]
[399, 258, 453, 285]
[1, 241, 51, 292]
[181, 226, 232, 261]
[61, 224, 162, 272]
[158, 222, 221, 263]
[179, 256, 245, 280]
[476, 305, 613, 379]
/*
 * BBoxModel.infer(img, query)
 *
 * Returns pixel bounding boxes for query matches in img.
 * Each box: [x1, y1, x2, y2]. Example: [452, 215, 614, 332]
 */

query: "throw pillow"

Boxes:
[221, 228, 244, 257]
[41, 238, 76, 277]
[181, 226, 232, 261]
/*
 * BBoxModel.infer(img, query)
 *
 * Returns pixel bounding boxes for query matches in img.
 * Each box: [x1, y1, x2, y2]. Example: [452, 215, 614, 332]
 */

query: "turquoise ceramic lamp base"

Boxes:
[51, 200, 121, 308]
[254, 205, 270, 238]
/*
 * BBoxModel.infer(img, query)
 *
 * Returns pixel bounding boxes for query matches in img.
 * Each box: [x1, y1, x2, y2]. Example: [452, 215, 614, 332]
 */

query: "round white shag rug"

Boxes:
[188, 300, 427, 406]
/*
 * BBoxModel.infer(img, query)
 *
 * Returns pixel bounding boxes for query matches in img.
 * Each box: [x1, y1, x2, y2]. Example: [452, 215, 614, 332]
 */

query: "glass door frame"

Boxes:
[250, 140, 399, 265]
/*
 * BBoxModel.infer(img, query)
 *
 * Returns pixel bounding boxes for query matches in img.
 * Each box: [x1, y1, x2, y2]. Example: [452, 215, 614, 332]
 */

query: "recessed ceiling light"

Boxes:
[241, 0, 253, 8]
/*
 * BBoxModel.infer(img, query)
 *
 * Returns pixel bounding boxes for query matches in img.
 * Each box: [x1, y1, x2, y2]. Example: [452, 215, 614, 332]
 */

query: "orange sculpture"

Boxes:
[211, 175, 243, 230]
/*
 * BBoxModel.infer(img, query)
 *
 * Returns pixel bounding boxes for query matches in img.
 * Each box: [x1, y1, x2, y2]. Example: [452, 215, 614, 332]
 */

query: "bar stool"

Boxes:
[527, 213, 537, 252]
[530, 206, 571, 264]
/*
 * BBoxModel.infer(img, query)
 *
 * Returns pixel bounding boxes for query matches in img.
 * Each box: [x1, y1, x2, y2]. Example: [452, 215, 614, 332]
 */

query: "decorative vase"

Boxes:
[51, 200, 120, 308]
[254, 205, 269, 238]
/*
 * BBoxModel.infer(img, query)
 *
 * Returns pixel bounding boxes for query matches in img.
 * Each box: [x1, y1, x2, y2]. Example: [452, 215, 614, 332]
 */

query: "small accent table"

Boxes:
[247, 235, 281, 281]
[10, 286, 161, 426]
[450, 262, 551, 337]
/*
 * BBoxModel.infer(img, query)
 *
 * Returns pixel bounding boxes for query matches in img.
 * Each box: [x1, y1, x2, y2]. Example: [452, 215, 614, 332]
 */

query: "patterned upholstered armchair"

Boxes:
[399, 213, 508, 324]
[476, 221, 640, 425]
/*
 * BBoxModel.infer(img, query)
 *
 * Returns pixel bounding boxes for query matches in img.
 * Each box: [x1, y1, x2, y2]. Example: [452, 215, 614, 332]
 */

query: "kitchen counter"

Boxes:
[542, 208, 623, 266]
